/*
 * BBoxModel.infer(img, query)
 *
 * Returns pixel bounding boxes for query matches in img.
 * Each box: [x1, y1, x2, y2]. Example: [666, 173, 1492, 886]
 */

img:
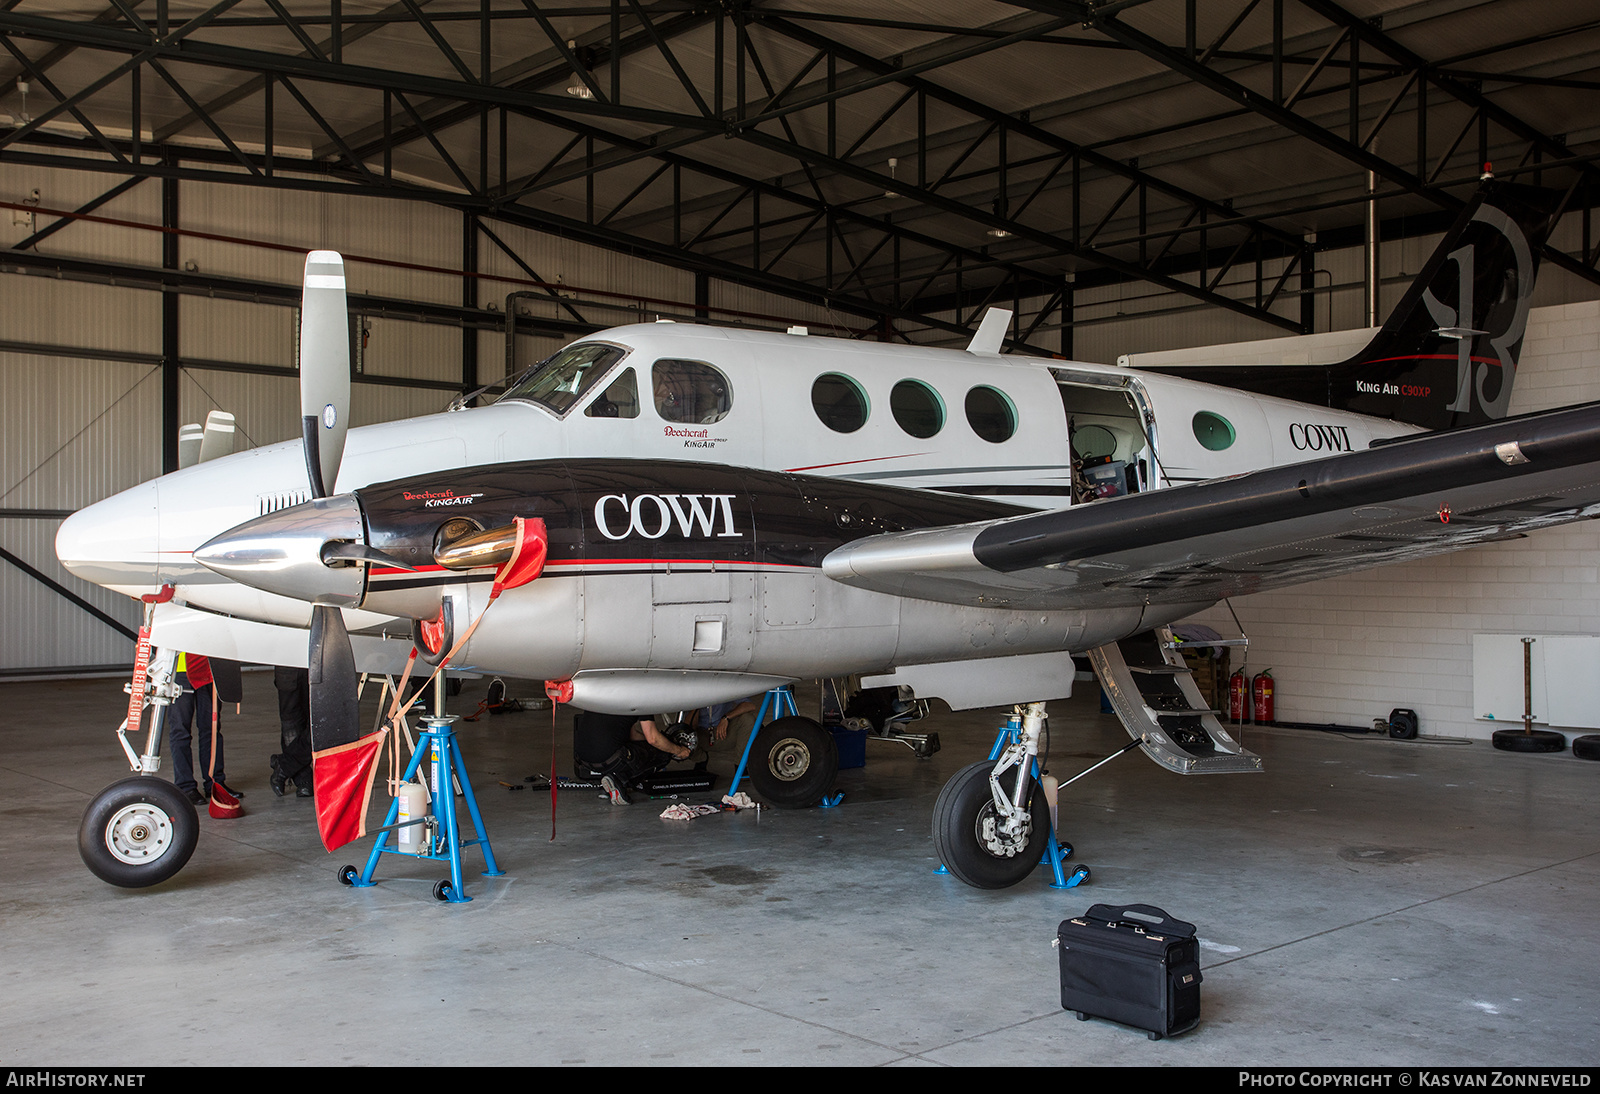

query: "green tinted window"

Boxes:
[1192, 411, 1236, 451]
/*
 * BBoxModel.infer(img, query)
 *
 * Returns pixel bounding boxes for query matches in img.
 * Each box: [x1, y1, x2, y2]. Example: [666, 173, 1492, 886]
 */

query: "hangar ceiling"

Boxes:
[0, 0, 1597, 354]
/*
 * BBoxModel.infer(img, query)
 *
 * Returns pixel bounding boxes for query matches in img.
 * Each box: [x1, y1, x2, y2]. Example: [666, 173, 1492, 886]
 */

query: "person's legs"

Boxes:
[166, 679, 199, 799]
[272, 667, 312, 794]
[192, 683, 219, 793]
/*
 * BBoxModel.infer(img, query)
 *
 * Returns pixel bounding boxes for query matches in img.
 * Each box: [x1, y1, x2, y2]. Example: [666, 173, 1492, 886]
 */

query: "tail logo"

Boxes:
[1424, 205, 1535, 421]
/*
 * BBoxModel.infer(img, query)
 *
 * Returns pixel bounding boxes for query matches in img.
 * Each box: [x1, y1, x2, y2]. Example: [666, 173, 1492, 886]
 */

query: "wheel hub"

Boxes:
[105, 803, 174, 865]
[976, 804, 1031, 858]
[767, 738, 811, 782]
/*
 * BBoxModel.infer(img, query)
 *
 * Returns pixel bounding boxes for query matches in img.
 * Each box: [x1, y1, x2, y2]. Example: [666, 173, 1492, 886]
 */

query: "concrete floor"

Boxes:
[1, 672, 1596, 1067]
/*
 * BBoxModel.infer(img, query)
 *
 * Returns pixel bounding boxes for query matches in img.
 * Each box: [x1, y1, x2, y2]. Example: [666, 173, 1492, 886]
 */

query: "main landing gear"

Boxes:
[932, 702, 1095, 891]
[727, 689, 841, 809]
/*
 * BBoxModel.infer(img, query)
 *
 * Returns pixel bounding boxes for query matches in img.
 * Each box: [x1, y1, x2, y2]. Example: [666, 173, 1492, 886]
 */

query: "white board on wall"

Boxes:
[1473, 633, 1600, 729]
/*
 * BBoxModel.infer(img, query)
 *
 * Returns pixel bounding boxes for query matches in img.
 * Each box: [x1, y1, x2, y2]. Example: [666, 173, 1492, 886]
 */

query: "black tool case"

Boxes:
[1057, 903, 1202, 1040]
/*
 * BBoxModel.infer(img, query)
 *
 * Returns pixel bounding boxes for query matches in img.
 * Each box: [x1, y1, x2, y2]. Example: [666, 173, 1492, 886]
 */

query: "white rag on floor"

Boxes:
[659, 802, 721, 820]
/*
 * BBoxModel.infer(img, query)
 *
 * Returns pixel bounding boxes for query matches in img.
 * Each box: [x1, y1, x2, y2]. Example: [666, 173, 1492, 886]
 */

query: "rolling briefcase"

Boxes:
[1057, 903, 1202, 1040]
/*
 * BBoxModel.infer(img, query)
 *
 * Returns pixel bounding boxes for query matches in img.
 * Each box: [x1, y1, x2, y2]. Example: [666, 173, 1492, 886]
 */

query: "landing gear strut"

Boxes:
[932, 702, 1096, 891]
[81, 588, 198, 888]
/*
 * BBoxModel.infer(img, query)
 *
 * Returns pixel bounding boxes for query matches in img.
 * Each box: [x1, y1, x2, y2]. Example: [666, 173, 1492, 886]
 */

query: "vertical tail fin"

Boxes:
[1147, 181, 1564, 430]
[1332, 180, 1563, 429]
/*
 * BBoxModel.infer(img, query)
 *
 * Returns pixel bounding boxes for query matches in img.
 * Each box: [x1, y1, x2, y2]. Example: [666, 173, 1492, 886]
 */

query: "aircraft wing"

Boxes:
[821, 402, 1600, 611]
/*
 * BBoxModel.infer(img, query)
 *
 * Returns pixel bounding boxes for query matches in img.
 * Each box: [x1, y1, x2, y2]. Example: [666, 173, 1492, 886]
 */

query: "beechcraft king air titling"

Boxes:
[56, 180, 1600, 890]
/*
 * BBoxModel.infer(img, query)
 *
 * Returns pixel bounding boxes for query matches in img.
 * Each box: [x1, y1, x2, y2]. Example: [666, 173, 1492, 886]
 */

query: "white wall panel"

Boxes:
[0, 160, 160, 266]
[183, 295, 295, 369]
[181, 180, 462, 305]
[179, 367, 300, 451]
[0, 276, 159, 357]
[357, 317, 460, 385]
[0, 516, 138, 671]
[706, 279, 849, 334]
[0, 353, 162, 511]
[474, 216, 695, 322]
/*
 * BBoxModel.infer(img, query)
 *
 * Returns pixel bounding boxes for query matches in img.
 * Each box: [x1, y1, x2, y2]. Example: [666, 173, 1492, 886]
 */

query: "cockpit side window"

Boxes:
[584, 368, 640, 419]
[498, 342, 626, 415]
[652, 359, 732, 424]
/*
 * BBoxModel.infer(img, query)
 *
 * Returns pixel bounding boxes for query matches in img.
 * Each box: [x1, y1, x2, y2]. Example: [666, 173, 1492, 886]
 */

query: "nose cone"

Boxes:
[194, 495, 367, 607]
[56, 480, 161, 593]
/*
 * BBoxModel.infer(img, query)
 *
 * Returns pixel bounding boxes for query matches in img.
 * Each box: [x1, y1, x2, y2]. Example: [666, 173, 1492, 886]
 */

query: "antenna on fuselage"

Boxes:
[966, 307, 1013, 355]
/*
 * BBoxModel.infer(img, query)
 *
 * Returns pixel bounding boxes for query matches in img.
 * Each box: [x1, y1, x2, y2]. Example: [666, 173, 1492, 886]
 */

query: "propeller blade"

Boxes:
[197, 410, 236, 464]
[299, 251, 351, 498]
[308, 604, 361, 754]
[177, 424, 204, 469]
[309, 603, 382, 853]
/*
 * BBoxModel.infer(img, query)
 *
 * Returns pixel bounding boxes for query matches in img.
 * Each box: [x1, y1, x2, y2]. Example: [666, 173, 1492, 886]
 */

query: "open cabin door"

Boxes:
[1051, 368, 1164, 503]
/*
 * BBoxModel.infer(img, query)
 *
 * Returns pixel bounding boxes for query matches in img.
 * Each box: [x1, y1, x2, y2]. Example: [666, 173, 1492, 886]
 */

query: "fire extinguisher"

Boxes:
[1252, 669, 1275, 724]
[1228, 668, 1248, 722]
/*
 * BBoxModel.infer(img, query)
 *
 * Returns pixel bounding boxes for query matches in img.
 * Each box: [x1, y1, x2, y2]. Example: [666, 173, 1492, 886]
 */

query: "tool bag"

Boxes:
[1057, 903, 1201, 1040]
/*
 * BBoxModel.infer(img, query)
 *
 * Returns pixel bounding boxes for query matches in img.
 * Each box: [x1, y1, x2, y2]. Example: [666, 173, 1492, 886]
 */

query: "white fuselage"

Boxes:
[56, 321, 1420, 684]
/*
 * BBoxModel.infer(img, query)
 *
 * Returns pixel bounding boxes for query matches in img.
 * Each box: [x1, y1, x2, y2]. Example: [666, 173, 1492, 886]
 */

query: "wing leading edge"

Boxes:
[821, 402, 1600, 611]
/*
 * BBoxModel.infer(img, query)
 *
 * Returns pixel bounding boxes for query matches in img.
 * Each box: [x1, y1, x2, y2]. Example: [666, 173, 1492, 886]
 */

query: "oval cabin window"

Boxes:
[1192, 411, 1236, 451]
[965, 386, 1016, 443]
[890, 380, 944, 438]
[812, 373, 870, 433]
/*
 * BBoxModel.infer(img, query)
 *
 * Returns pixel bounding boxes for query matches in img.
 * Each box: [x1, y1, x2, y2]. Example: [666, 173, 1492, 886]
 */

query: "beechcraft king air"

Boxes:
[57, 179, 1600, 890]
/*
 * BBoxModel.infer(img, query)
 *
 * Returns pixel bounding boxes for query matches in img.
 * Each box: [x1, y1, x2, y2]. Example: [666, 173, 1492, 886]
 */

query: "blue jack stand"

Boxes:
[933, 711, 1089, 889]
[339, 715, 504, 903]
[727, 687, 843, 808]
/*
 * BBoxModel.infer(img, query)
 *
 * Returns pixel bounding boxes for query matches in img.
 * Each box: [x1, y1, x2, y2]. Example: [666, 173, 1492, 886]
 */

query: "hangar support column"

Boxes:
[161, 155, 179, 475]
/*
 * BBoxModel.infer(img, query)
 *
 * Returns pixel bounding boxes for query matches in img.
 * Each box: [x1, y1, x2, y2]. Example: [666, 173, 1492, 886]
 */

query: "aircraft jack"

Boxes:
[728, 688, 843, 808]
[933, 713, 1093, 890]
[338, 715, 504, 903]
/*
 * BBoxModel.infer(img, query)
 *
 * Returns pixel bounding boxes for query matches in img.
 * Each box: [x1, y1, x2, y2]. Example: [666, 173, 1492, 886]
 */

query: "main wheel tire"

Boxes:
[78, 777, 199, 888]
[932, 760, 1050, 890]
[1573, 735, 1600, 761]
[1492, 728, 1565, 753]
[747, 716, 838, 808]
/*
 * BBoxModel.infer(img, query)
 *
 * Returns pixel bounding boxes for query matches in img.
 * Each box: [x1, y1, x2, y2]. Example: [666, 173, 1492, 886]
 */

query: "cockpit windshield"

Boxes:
[498, 342, 627, 415]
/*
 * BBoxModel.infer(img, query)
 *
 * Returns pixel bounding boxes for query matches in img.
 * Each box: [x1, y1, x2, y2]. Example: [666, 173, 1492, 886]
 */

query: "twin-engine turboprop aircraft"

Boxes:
[57, 180, 1600, 890]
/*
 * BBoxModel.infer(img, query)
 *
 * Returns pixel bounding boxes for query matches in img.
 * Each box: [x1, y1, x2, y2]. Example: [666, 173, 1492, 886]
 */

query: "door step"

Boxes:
[1087, 628, 1263, 776]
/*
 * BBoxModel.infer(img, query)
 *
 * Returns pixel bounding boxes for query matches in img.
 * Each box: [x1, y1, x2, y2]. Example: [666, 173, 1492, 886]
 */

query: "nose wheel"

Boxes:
[79, 777, 199, 888]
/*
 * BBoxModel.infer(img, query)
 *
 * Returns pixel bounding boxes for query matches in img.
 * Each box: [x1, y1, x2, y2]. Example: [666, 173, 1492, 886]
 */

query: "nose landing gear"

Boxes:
[79, 777, 199, 888]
